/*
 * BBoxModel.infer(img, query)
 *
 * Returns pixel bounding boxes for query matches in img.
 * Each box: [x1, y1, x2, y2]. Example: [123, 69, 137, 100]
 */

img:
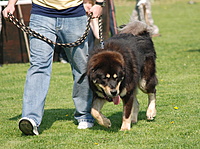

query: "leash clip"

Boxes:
[100, 41, 104, 49]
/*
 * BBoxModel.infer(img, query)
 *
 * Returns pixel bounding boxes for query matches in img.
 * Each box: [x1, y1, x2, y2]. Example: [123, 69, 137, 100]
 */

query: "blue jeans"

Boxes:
[22, 14, 94, 126]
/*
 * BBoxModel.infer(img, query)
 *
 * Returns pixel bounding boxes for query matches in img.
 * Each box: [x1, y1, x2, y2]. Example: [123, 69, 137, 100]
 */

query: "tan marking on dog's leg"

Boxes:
[91, 99, 111, 128]
[146, 93, 156, 120]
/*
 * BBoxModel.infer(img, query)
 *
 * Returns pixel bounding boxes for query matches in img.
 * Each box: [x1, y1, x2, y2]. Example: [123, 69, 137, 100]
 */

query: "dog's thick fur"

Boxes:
[87, 21, 158, 131]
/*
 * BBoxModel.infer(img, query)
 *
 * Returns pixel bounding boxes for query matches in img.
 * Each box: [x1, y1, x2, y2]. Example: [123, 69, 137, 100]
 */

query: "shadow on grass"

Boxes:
[186, 49, 200, 52]
[9, 108, 75, 134]
[40, 108, 75, 133]
[9, 109, 150, 133]
[90, 110, 148, 132]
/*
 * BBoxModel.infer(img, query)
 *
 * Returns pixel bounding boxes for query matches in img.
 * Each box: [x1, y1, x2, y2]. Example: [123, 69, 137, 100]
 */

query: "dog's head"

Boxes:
[87, 51, 125, 103]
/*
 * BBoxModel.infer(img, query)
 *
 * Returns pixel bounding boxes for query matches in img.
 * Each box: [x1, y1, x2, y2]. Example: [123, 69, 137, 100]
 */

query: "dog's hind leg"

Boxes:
[91, 99, 111, 128]
[139, 78, 157, 120]
[139, 56, 158, 120]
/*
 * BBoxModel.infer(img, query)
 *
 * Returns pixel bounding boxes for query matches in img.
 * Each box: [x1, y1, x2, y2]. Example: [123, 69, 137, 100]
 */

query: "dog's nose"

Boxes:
[110, 90, 117, 96]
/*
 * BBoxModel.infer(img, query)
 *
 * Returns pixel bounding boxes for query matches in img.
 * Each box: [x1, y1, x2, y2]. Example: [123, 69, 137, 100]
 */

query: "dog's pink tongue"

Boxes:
[113, 95, 120, 105]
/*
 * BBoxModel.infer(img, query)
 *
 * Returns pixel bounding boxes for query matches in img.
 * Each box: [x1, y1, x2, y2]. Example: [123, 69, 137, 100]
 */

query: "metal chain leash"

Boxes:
[7, 13, 104, 48]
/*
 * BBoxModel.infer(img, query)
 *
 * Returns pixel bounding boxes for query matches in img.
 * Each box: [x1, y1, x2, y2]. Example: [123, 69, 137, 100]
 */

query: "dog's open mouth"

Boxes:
[113, 95, 120, 105]
[106, 95, 120, 105]
[96, 84, 121, 105]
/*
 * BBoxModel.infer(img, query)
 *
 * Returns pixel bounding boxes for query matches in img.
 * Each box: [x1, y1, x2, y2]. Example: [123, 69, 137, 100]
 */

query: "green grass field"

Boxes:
[0, 0, 200, 148]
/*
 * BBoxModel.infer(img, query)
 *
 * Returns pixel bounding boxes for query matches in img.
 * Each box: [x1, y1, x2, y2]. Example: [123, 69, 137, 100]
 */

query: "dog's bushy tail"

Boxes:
[119, 21, 151, 36]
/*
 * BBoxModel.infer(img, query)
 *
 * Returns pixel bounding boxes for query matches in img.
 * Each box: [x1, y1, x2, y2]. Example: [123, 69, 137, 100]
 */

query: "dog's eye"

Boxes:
[96, 74, 106, 81]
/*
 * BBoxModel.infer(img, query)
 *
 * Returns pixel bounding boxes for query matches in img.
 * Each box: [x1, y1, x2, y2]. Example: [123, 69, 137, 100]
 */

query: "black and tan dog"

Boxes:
[87, 21, 158, 131]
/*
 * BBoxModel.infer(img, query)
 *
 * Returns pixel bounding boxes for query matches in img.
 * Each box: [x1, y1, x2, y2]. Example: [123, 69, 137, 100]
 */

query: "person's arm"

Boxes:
[2, 0, 18, 18]
[89, 0, 105, 18]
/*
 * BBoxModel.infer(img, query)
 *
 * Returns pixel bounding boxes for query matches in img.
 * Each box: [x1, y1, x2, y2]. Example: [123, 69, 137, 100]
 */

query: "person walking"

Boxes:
[2, 0, 105, 135]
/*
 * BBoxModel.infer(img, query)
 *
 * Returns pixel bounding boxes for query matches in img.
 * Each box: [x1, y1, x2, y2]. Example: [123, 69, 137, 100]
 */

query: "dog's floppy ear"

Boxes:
[87, 65, 99, 78]
[87, 53, 101, 76]
[87, 64, 99, 84]
[87, 58, 98, 77]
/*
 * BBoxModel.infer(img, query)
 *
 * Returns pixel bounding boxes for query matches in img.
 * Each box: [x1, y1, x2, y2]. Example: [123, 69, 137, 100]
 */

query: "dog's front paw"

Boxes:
[120, 123, 131, 131]
[120, 126, 130, 131]
[98, 117, 111, 128]
[104, 118, 112, 128]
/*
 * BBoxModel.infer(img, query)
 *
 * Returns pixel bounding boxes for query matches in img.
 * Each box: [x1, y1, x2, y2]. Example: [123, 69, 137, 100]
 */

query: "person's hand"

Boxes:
[2, 5, 15, 18]
[89, 4, 103, 18]
[84, 3, 93, 15]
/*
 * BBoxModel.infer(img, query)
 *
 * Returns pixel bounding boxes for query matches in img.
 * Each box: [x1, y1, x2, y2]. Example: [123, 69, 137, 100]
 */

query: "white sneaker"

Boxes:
[19, 117, 39, 135]
[77, 122, 94, 129]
